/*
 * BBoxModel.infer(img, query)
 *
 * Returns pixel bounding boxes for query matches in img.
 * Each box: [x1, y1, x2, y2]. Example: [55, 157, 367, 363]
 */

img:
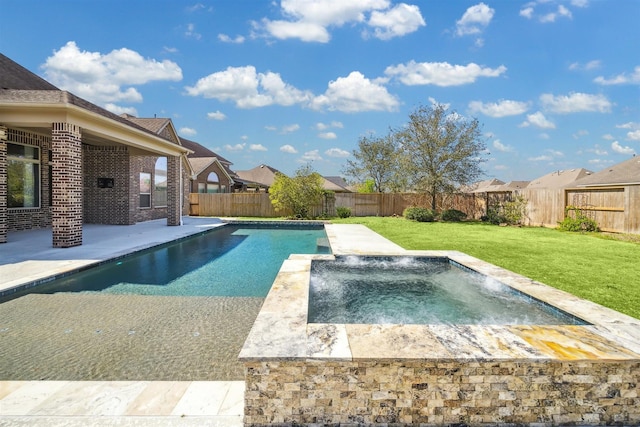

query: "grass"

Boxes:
[331, 217, 640, 320]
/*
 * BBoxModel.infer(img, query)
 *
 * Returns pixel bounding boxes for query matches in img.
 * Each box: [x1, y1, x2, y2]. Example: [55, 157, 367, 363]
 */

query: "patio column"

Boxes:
[166, 154, 181, 226]
[0, 125, 7, 244]
[51, 122, 83, 247]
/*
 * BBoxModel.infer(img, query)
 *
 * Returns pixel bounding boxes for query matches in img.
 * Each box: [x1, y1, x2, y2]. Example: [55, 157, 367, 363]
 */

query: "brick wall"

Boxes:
[4, 128, 52, 232]
[83, 145, 133, 225]
[191, 162, 233, 193]
[0, 125, 6, 243]
[51, 122, 82, 248]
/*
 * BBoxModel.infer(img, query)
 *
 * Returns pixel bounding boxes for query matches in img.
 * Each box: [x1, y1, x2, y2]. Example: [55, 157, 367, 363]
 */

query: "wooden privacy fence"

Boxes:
[190, 192, 484, 218]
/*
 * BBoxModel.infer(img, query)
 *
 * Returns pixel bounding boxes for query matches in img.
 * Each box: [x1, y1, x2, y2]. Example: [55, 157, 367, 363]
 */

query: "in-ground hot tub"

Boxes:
[240, 226, 640, 426]
[308, 255, 587, 326]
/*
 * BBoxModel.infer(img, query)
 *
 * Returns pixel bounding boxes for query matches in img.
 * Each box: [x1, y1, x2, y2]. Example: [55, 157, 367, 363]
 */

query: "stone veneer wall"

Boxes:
[244, 360, 639, 426]
[83, 145, 133, 225]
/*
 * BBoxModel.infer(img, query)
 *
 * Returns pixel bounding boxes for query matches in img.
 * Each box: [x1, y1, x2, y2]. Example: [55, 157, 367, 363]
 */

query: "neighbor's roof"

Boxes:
[179, 137, 233, 165]
[235, 164, 283, 187]
[574, 156, 640, 187]
[526, 168, 593, 189]
[464, 178, 505, 193]
[324, 176, 351, 191]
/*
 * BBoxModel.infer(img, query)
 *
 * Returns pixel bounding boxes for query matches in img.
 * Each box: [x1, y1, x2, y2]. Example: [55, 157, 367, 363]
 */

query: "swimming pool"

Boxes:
[2, 223, 330, 301]
[0, 223, 329, 381]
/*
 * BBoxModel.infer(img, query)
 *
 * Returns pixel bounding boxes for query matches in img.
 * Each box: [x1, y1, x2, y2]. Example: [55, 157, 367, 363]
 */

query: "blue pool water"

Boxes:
[22, 224, 330, 298]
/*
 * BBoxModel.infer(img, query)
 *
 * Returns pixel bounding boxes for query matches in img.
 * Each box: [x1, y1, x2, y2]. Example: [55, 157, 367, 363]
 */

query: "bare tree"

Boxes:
[398, 103, 486, 209]
[343, 133, 405, 193]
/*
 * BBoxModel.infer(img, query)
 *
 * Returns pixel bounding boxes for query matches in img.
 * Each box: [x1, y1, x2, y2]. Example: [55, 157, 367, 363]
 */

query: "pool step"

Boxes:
[316, 237, 331, 251]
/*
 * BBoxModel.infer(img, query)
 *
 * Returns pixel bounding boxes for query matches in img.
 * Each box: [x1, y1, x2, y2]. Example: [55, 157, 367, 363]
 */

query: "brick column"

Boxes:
[0, 125, 7, 244]
[51, 123, 83, 247]
[166, 155, 181, 226]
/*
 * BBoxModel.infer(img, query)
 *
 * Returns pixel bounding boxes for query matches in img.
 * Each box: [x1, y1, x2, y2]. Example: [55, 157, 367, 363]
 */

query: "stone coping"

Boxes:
[239, 225, 640, 363]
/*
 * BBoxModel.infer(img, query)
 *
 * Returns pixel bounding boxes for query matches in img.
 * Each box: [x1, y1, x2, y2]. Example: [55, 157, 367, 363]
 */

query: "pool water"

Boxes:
[308, 256, 587, 325]
[20, 224, 330, 298]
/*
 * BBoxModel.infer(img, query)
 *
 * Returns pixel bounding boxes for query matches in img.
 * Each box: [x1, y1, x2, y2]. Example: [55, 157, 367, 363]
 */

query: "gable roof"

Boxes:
[575, 156, 640, 187]
[235, 164, 282, 187]
[527, 168, 593, 189]
[0, 54, 59, 90]
[179, 137, 233, 165]
[464, 178, 505, 193]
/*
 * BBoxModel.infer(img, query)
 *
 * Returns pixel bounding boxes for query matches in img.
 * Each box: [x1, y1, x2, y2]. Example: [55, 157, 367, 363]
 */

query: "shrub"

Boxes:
[482, 207, 506, 225]
[441, 209, 467, 222]
[558, 207, 599, 232]
[403, 206, 436, 222]
[336, 206, 352, 218]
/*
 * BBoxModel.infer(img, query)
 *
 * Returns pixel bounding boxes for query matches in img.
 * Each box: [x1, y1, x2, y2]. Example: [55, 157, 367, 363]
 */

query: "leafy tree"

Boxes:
[398, 103, 486, 209]
[343, 133, 403, 193]
[356, 179, 376, 193]
[269, 165, 324, 219]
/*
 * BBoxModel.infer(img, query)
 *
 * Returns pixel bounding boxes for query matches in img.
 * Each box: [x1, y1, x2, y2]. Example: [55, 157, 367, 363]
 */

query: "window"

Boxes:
[206, 172, 221, 193]
[7, 143, 40, 208]
[153, 157, 167, 207]
[139, 172, 151, 208]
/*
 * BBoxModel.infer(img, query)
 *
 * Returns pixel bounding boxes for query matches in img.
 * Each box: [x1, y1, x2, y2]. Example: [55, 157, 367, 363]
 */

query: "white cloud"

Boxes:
[301, 149, 322, 162]
[520, 111, 556, 129]
[250, 144, 267, 151]
[224, 143, 246, 151]
[257, 0, 412, 43]
[520, 1, 581, 23]
[540, 92, 612, 114]
[385, 61, 506, 86]
[179, 127, 197, 136]
[587, 145, 608, 156]
[611, 141, 635, 155]
[43, 41, 182, 106]
[185, 23, 202, 39]
[310, 71, 399, 112]
[367, 3, 426, 40]
[528, 155, 553, 162]
[594, 66, 640, 85]
[492, 140, 513, 152]
[569, 60, 601, 71]
[627, 130, 640, 141]
[456, 3, 494, 36]
[468, 99, 529, 117]
[104, 103, 138, 116]
[602, 134, 615, 141]
[616, 122, 640, 130]
[572, 130, 589, 139]
[281, 124, 301, 134]
[315, 121, 343, 130]
[325, 148, 350, 157]
[218, 34, 246, 43]
[318, 132, 337, 139]
[280, 144, 298, 154]
[207, 110, 227, 120]
[185, 65, 312, 109]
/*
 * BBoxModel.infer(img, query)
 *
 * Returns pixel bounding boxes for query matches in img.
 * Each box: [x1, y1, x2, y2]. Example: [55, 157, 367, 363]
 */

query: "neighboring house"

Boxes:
[526, 168, 593, 189]
[464, 178, 505, 194]
[235, 164, 281, 192]
[0, 54, 190, 247]
[323, 176, 352, 193]
[570, 156, 640, 234]
[178, 137, 244, 193]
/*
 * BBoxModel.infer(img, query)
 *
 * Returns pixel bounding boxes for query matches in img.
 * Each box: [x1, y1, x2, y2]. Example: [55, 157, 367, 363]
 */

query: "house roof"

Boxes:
[0, 54, 188, 157]
[235, 164, 282, 187]
[179, 137, 233, 165]
[526, 168, 593, 189]
[323, 176, 351, 191]
[0, 54, 59, 90]
[574, 156, 640, 187]
[464, 178, 505, 193]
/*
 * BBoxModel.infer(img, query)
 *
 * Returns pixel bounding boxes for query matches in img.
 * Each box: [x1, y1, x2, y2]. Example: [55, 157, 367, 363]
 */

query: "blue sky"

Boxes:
[1, 0, 638, 181]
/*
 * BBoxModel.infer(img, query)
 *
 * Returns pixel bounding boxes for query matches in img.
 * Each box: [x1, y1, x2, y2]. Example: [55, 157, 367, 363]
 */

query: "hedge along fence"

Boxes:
[189, 192, 485, 219]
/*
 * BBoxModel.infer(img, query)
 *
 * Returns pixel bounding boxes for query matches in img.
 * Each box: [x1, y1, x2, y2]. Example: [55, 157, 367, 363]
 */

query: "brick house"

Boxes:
[0, 54, 191, 248]
[179, 137, 245, 193]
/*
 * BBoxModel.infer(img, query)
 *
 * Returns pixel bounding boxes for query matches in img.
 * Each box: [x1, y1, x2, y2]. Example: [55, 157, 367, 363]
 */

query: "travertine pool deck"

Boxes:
[240, 224, 640, 425]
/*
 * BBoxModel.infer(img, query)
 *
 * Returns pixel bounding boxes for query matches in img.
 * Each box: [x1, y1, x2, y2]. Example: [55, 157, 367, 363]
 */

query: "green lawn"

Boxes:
[331, 217, 640, 320]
